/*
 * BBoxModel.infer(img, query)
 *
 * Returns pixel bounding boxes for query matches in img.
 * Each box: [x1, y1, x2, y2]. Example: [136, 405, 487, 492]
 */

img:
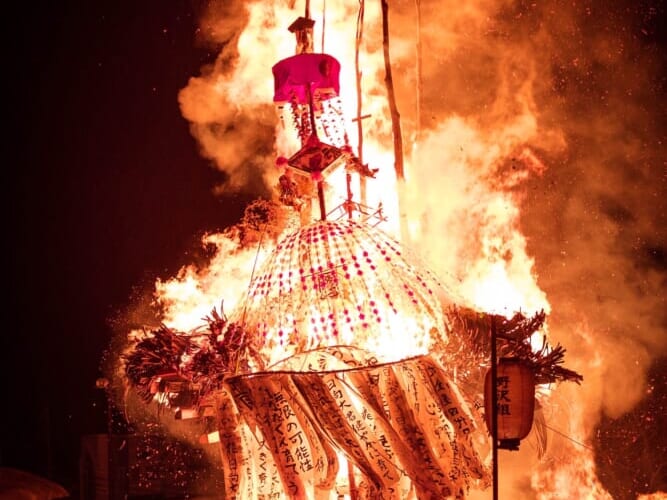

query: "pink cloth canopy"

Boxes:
[272, 53, 341, 104]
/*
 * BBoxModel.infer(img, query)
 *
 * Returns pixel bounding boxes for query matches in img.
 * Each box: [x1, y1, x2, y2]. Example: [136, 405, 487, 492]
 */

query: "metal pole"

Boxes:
[491, 317, 499, 500]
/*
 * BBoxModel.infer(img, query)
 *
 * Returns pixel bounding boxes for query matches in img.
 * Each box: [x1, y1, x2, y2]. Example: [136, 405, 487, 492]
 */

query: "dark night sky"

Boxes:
[3, 1, 666, 498]
[4, 1, 249, 493]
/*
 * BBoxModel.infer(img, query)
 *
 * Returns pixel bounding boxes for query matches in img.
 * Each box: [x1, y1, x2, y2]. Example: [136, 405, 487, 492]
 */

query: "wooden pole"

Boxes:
[380, 0, 410, 243]
[346, 172, 353, 219]
[491, 317, 499, 500]
[305, 83, 327, 221]
[355, 0, 366, 206]
[415, 0, 422, 145]
[380, 0, 404, 181]
[317, 180, 327, 220]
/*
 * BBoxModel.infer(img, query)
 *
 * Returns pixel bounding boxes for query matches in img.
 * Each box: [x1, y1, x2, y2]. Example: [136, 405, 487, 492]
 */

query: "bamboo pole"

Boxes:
[355, 0, 367, 207]
[381, 0, 404, 181]
[415, 0, 422, 145]
[380, 0, 409, 242]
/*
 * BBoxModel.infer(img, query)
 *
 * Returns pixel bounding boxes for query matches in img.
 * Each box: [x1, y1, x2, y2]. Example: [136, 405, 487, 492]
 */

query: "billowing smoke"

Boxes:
[394, 0, 666, 410]
[393, 1, 666, 496]
[177, 0, 279, 196]
[173, 0, 665, 496]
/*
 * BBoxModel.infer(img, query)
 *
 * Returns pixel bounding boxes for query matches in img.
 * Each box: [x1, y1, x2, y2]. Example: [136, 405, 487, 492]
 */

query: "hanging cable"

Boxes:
[544, 423, 596, 452]
[240, 224, 267, 328]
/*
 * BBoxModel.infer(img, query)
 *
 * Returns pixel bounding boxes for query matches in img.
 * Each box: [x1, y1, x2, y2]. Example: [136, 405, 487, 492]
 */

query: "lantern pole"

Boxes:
[491, 316, 499, 500]
[304, 82, 327, 221]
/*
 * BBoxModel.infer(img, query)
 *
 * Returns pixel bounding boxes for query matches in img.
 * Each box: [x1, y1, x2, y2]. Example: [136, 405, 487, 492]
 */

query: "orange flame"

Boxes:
[123, 0, 667, 497]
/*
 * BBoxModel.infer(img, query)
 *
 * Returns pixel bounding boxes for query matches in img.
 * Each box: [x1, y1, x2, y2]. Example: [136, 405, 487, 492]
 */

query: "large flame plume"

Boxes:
[109, 0, 666, 498]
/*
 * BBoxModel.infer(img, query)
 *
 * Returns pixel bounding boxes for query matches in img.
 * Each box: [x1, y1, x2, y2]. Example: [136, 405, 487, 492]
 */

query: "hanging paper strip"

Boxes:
[222, 349, 489, 498]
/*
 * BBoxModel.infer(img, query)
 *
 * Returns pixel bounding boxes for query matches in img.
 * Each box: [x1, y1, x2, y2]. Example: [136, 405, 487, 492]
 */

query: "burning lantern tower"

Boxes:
[116, 7, 583, 500]
[272, 10, 379, 226]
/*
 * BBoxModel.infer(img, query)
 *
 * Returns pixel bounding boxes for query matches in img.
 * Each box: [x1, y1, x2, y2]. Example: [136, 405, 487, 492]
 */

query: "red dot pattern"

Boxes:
[233, 219, 450, 365]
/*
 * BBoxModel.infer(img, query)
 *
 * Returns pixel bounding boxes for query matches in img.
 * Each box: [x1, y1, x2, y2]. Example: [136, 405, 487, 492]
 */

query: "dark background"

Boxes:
[3, 1, 666, 499]
[4, 1, 249, 495]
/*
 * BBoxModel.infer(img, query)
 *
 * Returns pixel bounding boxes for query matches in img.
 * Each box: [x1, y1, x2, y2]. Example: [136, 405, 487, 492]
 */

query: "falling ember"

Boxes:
[105, 0, 667, 499]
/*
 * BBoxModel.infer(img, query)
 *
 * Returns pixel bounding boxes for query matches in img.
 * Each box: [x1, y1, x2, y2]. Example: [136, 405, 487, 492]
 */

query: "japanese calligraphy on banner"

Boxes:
[223, 349, 490, 499]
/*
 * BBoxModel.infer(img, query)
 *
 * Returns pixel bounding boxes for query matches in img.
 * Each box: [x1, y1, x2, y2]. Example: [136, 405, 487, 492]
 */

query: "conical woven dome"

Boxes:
[233, 219, 454, 367]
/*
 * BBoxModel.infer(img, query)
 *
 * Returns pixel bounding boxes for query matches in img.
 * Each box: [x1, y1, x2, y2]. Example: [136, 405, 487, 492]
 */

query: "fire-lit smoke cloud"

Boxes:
[397, 0, 666, 398]
[390, 1, 666, 496]
[177, 0, 281, 195]
[177, 0, 393, 197]
[165, 0, 665, 497]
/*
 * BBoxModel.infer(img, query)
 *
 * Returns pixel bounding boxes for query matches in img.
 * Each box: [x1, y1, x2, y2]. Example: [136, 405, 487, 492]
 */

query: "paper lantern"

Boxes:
[272, 53, 341, 105]
[229, 219, 453, 367]
[485, 357, 535, 450]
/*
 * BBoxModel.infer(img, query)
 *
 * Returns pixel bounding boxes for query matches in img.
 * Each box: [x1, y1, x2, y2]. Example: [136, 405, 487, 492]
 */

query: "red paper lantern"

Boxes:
[484, 357, 535, 450]
[272, 53, 341, 105]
